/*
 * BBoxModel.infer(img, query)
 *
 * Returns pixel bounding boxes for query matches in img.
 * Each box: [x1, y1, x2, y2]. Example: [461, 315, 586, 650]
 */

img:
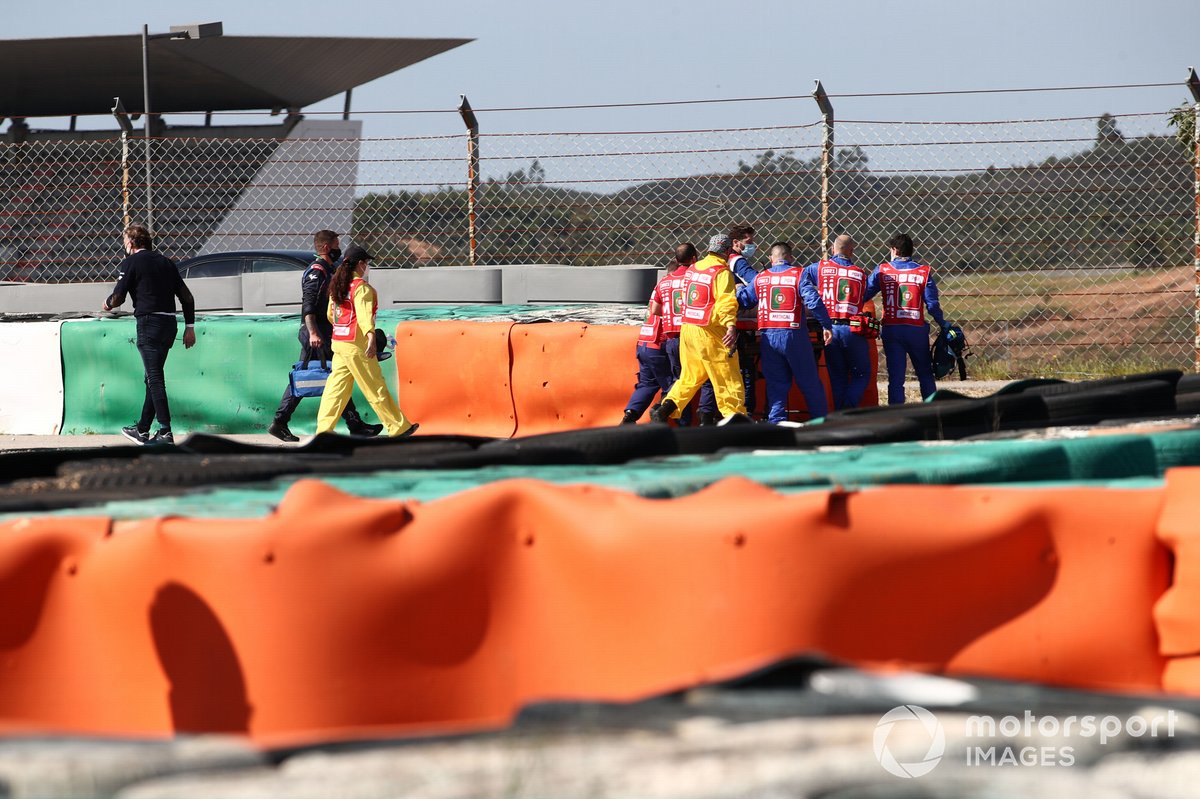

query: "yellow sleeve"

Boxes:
[710, 267, 738, 329]
[353, 282, 376, 339]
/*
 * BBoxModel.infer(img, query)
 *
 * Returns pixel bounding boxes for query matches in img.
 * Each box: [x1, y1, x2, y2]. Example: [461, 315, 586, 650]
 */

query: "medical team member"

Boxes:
[801, 234, 872, 409]
[739, 241, 832, 423]
[863, 233, 949, 404]
[650, 234, 747, 423]
[316, 245, 418, 437]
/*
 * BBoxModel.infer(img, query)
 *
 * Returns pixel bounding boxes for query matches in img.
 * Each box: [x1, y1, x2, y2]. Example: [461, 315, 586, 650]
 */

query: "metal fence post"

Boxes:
[1188, 68, 1200, 372]
[111, 98, 134, 229]
[459, 95, 480, 267]
[812, 80, 835, 259]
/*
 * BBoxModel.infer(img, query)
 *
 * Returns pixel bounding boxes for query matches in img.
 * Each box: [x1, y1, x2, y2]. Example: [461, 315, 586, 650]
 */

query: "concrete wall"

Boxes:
[0, 265, 662, 315]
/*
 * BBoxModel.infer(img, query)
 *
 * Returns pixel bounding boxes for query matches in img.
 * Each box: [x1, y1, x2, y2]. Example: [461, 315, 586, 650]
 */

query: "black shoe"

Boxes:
[268, 420, 300, 442]
[621, 409, 639, 425]
[348, 422, 384, 437]
[395, 422, 420, 438]
[121, 425, 149, 446]
[648, 399, 677, 423]
[697, 411, 717, 427]
[149, 429, 175, 444]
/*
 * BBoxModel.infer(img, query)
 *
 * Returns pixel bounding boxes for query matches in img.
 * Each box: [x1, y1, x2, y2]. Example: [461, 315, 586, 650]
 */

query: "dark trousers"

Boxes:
[135, 314, 177, 430]
[274, 327, 364, 426]
[624, 342, 675, 420]
[736, 330, 758, 417]
[824, 326, 872, 410]
[882, 323, 936, 404]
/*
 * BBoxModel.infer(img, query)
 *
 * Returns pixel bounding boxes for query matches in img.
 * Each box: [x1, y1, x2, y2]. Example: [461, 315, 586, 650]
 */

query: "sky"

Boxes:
[7, 0, 1198, 138]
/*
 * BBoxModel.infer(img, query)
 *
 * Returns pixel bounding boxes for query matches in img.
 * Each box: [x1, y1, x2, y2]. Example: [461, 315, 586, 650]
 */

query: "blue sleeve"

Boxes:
[799, 265, 831, 328]
[925, 274, 947, 328]
[730, 256, 758, 287]
[736, 282, 758, 309]
[862, 267, 881, 303]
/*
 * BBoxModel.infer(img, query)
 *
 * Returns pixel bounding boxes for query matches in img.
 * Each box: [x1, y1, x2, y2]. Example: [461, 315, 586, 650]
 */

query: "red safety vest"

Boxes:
[331, 278, 377, 342]
[655, 268, 686, 336]
[681, 266, 718, 327]
[754, 267, 806, 329]
[817, 259, 867, 319]
[637, 312, 663, 348]
[728, 253, 758, 331]
[878, 262, 931, 326]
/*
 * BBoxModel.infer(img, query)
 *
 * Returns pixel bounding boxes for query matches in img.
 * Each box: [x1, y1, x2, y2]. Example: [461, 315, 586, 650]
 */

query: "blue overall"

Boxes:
[624, 341, 675, 419]
[864, 258, 947, 405]
[738, 261, 832, 423]
[801, 255, 872, 410]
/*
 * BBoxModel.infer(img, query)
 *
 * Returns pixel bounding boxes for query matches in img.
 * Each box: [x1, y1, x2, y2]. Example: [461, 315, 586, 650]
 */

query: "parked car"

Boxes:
[175, 250, 314, 279]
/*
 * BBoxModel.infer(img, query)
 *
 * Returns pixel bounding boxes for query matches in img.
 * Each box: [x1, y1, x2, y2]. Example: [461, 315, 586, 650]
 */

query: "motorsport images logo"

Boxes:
[873, 704, 1179, 778]
[873, 705, 946, 778]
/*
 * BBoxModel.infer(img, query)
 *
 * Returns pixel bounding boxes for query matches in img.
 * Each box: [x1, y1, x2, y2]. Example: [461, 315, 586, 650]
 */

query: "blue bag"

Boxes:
[288, 347, 331, 398]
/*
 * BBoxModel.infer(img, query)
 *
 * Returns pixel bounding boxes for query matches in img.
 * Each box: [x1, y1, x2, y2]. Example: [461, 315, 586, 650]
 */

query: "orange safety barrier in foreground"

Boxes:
[393, 320, 876, 437]
[0, 474, 1178, 746]
[1154, 469, 1200, 693]
[392, 320, 517, 437]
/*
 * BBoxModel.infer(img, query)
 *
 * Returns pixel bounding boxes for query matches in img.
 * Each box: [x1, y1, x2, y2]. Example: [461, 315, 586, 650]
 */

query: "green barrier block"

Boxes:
[61, 315, 400, 436]
[60, 304, 581, 436]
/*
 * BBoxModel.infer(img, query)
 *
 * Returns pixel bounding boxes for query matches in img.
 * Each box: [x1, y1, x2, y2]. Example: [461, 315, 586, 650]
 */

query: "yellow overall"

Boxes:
[315, 280, 414, 436]
[661, 253, 747, 418]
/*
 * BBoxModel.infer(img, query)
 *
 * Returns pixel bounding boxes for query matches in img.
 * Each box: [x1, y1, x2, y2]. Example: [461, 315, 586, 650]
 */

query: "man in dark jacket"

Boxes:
[102, 224, 196, 445]
[267, 229, 382, 441]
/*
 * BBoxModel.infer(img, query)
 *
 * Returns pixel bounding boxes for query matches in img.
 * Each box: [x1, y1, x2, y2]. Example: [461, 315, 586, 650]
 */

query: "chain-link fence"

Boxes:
[1, 99, 1196, 377]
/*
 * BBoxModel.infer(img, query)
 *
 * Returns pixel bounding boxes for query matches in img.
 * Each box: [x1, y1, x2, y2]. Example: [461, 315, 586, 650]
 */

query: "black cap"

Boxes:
[343, 244, 372, 266]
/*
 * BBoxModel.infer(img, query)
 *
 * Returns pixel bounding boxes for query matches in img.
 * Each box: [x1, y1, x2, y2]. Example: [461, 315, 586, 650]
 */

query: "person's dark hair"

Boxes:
[728, 224, 755, 242]
[888, 233, 914, 258]
[313, 229, 339, 250]
[770, 241, 793, 260]
[674, 242, 697, 265]
[330, 258, 358, 307]
[124, 224, 152, 250]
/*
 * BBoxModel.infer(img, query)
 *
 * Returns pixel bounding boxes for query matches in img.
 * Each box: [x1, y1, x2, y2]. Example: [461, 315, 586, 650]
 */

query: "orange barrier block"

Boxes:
[1154, 469, 1200, 692]
[509, 323, 637, 435]
[0, 475, 1176, 746]
[392, 321, 516, 437]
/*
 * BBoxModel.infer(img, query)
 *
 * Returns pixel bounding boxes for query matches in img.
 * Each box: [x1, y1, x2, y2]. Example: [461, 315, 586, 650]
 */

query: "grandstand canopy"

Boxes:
[0, 35, 472, 118]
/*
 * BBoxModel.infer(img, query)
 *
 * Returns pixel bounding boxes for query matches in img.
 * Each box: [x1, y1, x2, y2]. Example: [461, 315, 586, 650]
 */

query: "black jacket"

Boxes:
[106, 250, 195, 325]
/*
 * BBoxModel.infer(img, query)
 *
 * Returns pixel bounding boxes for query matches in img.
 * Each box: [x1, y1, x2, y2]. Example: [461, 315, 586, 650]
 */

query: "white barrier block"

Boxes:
[0, 321, 64, 434]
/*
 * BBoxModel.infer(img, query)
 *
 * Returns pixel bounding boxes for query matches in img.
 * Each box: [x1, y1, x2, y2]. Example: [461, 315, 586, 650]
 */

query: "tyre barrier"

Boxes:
[0, 473, 1186, 746]
[0, 371, 1195, 514]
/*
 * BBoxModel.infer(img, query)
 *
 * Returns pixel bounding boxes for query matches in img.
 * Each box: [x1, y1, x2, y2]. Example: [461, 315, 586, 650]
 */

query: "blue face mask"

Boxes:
[741, 243, 757, 260]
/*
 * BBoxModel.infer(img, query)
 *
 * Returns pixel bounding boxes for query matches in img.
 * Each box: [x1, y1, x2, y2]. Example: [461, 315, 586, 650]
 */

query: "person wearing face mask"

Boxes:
[316, 245, 418, 438]
[727, 223, 761, 419]
[267, 229, 383, 442]
[102, 223, 196, 445]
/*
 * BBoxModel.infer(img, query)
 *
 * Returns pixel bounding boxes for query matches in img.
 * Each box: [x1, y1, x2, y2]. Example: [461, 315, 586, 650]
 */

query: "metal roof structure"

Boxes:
[0, 35, 472, 118]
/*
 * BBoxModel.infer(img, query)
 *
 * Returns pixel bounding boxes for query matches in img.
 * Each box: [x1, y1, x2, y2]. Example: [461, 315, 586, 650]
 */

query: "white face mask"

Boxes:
[360, 264, 370, 281]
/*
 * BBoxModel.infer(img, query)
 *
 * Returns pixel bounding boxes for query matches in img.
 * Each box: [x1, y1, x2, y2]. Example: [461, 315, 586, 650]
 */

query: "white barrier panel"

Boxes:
[0, 321, 64, 434]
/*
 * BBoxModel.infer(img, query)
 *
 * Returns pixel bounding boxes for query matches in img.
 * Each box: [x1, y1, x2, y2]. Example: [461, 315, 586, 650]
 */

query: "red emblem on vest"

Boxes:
[331, 278, 376, 342]
[682, 267, 716, 326]
[655, 271, 685, 335]
[879, 263, 930, 326]
[754, 267, 805, 329]
[817, 260, 866, 319]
